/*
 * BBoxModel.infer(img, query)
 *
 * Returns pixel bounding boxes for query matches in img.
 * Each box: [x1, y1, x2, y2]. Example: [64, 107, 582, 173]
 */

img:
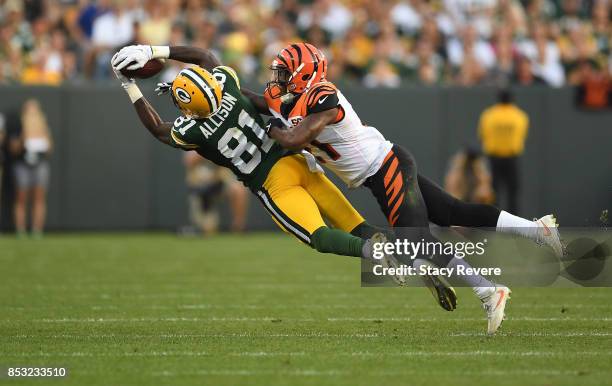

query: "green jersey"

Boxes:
[169, 66, 286, 189]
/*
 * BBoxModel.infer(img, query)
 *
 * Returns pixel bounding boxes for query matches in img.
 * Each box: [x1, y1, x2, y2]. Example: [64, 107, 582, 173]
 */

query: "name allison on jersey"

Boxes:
[196, 92, 239, 139]
[169, 66, 285, 189]
[265, 82, 393, 188]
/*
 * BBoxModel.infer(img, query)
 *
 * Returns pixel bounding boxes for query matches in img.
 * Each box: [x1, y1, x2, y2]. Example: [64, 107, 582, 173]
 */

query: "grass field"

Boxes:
[1, 233, 612, 386]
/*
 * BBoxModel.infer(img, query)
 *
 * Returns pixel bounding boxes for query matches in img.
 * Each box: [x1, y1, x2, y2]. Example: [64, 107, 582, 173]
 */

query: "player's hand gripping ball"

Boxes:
[111, 45, 164, 79]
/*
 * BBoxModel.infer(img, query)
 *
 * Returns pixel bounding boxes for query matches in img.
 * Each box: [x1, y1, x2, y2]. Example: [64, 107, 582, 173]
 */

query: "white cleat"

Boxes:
[535, 214, 564, 257]
[369, 232, 406, 286]
[481, 285, 511, 335]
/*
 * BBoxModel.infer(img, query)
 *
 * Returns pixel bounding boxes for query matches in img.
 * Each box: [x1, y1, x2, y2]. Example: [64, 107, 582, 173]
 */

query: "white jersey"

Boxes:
[267, 83, 393, 187]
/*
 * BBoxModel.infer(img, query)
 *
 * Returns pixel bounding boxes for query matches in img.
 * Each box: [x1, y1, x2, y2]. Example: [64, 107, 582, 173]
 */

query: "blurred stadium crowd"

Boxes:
[0, 0, 610, 87]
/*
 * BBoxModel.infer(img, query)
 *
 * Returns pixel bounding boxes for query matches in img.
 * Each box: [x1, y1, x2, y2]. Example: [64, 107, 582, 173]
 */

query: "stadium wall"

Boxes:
[0, 85, 609, 231]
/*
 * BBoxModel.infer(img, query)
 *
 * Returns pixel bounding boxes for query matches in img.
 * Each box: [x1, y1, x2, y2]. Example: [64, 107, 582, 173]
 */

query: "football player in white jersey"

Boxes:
[243, 42, 564, 335]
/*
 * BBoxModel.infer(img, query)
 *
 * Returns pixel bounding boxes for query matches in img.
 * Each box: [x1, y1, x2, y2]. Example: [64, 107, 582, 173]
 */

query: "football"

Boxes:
[120, 58, 165, 79]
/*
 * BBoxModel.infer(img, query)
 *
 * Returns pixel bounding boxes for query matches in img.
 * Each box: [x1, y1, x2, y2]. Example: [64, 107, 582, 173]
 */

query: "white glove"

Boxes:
[112, 45, 153, 71]
[111, 53, 135, 86]
[111, 52, 142, 103]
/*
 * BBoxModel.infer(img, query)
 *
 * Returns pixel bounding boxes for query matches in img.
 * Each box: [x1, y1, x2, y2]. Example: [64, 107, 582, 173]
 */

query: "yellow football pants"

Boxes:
[256, 154, 364, 244]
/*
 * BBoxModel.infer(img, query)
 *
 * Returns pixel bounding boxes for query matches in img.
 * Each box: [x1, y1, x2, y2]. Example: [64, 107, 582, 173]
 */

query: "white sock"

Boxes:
[496, 210, 538, 240]
[446, 255, 495, 299]
[413, 258, 431, 273]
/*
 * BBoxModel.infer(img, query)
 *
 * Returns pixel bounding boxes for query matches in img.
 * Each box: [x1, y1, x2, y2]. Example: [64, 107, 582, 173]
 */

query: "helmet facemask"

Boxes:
[267, 64, 296, 104]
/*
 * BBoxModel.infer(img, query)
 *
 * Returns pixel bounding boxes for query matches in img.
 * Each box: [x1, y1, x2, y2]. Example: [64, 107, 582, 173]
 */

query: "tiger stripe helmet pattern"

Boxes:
[171, 66, 222, 118]
[267, 42, 327, 101]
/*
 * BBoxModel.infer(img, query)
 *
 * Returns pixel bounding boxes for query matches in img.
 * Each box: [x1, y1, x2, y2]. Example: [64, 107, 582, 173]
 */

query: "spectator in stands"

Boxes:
[517, 22, 565, 86]
[478, 89, 529, 214]
[558, 23, 598, 72]
[558, 0, 589, 33]
[86, 0, 135, 79]
[447, 25, 496, 85]
[184, 152, 249, 235]
[592, 0, 610, 62]
[0, 0, 609, 86]
[9, 99, 52, 238]
[419, 16, 447, 55]
[494, 0, 527, 37]
[139, 1, 172, 45]
[391, 0, 424, 36]
[77, 0, 112, 41]
[443, 0, 497, 38]
[445, 146, 495, 204]
[512, 54, 547, 85]
[573, 59, 611, 109]
[488, 25, 517, 83]
[410, 39, 444, 85]
[20, 27, 72, 85]
[336, 24, 375, 80]
[297, 0, 353, 40]
[364, 58, 402, 87]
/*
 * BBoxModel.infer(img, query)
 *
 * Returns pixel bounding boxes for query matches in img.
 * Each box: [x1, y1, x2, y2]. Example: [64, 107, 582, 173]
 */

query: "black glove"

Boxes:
[265, 118, 285, 134]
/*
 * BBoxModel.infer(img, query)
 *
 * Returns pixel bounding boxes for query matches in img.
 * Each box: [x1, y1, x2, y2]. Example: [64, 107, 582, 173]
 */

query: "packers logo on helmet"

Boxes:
[171, 66, 222, 119]
[174, 87, 191, 104]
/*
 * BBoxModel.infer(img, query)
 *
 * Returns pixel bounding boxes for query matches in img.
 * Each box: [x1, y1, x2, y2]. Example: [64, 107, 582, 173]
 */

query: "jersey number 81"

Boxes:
[217, 110, 274, 174]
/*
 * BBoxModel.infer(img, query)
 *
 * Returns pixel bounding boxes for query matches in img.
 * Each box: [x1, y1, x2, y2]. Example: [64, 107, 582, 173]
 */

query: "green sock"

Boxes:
[350, 221, 395, 240]
[310, 226, 365, 258]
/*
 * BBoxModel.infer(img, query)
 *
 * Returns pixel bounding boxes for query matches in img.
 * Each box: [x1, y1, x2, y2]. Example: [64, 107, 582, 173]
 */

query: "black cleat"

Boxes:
[420, 270, 457, 311]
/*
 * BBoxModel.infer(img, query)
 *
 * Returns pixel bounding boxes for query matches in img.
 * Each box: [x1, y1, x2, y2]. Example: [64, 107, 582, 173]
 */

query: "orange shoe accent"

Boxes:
[495, 289, 506, 309]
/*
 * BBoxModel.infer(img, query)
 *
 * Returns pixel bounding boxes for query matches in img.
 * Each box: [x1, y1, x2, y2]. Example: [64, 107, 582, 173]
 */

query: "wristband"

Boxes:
[150, 46, 170, 59]
[124, 83, 143, 103]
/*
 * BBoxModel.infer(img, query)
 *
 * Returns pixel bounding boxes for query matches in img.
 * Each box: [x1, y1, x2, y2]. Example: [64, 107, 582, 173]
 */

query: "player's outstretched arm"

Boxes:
[167, 46, 221, 71]
[112, 45, 221, 72]
[111, 62, 174, 146]
[266, 108, 336, 151]
[133, 98, 173, 145]
[111, 44, 269, 115]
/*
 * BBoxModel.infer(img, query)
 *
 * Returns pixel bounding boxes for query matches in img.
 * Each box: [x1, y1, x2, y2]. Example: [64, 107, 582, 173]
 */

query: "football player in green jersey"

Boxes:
[110, 44, 407, 284]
